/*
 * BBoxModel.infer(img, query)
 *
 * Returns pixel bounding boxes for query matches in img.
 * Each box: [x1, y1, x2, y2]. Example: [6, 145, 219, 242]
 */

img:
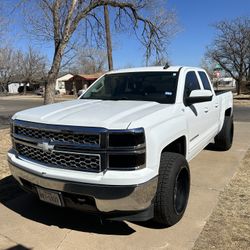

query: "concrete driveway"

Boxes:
[0, 121, 249, 250]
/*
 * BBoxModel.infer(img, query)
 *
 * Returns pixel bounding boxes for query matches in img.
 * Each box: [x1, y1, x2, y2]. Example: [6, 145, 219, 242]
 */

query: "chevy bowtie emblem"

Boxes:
[37, 142, 54, 152]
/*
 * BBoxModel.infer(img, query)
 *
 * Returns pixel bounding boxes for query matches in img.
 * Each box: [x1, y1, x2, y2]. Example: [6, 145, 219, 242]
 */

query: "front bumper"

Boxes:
[8, 156, 158, 214]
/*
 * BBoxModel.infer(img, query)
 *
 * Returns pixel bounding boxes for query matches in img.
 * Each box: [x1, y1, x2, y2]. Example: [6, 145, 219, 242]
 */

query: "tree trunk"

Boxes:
[44, 73, 57, 104]
[23, 83, 27, 95]
[247, 66, 250, 81]
[44, 46, 64, 104]
[0, 84, 8, 94]
[104, 5, 113, 71]
[72, 81, 77, 97]
[236, 79, 241, 95]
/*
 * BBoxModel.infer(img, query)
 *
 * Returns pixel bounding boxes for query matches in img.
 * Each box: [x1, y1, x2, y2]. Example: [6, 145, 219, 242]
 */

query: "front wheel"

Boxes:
[153, 152, 190, 226]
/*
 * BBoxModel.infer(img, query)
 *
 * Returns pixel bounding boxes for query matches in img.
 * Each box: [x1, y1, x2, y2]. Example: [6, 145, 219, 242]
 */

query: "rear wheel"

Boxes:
[213, 116, 234, 151]
[154, 152, 190, 226]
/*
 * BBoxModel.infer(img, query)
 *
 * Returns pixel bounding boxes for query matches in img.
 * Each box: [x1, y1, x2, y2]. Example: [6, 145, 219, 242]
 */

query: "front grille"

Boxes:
[16, 143, 101, 171]
[12, 120, 146, 171]
[15, 126, 100, 145]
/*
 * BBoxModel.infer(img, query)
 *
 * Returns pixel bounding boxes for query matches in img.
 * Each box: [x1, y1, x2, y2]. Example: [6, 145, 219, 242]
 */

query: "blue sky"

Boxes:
[4, 0, 250, 70]
[166, 0, 250, 66]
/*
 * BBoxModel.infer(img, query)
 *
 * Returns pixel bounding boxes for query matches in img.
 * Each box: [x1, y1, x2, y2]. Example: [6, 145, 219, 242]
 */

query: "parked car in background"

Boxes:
[77, 89, 86, 97]
[17, 85, 34, 93]
[34, 87, 44, 95]
[34, 87, 60, 96]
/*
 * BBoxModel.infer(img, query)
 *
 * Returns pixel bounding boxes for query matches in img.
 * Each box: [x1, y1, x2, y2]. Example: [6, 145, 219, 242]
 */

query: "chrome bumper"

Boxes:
[8, 157, 158, 213]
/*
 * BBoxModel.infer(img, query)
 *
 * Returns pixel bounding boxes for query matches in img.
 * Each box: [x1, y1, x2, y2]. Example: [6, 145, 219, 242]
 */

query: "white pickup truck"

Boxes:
[8, 66, 233, 226]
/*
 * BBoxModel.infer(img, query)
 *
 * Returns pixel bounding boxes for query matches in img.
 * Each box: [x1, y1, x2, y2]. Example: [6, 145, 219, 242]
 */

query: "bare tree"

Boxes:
[0, 46, 47, 94]
[19, 46, 47, 94]
[207, 17, 250, 95]
[21, 0, 177, 104]
[149, 56, 171, 67]
[0, 47, 18, 93]
[199, 56, 217, 79]
[71, 47, 107, 74]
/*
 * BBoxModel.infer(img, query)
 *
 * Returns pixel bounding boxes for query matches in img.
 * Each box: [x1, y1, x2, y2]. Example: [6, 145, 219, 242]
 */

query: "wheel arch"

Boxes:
[225, 107, 232, 117]
[161, 136, 187, 158]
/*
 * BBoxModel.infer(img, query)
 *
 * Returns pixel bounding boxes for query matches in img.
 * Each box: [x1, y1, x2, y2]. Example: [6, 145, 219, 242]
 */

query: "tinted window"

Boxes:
[81, 72, 179, 104]
[184, 71, 200, 97]
[199, 71, 212, 90]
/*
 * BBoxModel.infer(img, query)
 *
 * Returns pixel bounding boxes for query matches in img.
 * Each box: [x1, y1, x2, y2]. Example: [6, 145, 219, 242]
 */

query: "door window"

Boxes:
[198, 71, 212, 90]
[184, 71, 200, 97]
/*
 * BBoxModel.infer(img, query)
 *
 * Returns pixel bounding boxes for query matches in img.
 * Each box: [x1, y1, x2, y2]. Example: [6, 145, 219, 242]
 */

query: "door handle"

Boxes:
[215, 103, 219, 108]
[204, 107, 209, 113]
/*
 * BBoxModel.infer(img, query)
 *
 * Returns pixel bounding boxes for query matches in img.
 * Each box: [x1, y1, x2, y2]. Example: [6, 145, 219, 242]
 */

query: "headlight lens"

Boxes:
[107, 128, 146, 170]
[108, 128, 145, 148]
[108, 153, 146, 170]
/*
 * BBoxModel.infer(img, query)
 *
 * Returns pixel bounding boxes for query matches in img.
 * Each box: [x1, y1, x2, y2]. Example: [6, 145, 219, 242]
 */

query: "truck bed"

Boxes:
[215, 90, 232, 95]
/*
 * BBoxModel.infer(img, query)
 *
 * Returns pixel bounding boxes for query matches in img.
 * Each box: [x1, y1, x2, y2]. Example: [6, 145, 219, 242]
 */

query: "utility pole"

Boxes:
[104, 5, 113, 71]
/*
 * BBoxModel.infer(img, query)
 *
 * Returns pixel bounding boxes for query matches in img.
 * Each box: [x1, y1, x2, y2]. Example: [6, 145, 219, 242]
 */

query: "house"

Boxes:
[65, 73, 103, 95]
[8, 82, 35, 94]
[219, 77, 236, 87]
[212, 77, 236, 88]
[8, 83, 20, 93]
[55, 73, 73, 94]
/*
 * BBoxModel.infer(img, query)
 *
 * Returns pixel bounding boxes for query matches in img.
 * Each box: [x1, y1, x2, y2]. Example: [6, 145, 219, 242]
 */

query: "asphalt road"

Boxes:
[233, 105, 250, 122]
[0, 96, 72, 129]
[0, 96, 249, 129]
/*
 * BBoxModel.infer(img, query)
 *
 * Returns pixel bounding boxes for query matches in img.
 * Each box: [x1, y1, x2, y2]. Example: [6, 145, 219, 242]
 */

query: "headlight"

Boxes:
[107, 128, 146, 170]
[108, 153, 146, 170]
[108, 127, 145, 148]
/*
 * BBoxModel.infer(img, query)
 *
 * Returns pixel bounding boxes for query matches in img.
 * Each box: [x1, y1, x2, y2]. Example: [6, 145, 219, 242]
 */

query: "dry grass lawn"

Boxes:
[0, 129, 11, 179]
[194, 149, 250, 249]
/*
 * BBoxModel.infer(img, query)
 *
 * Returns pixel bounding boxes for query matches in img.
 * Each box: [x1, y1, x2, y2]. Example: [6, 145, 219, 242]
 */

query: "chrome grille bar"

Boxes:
[12, 120, 106, 172]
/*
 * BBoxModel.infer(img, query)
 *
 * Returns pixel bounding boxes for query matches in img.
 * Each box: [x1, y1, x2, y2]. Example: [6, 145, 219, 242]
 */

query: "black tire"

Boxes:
[214, 116, 234, 151]
[153, 152, 190, 226]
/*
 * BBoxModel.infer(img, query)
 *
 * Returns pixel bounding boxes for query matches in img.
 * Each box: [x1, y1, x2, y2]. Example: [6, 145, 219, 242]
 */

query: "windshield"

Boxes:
[81, 72, 179, 104]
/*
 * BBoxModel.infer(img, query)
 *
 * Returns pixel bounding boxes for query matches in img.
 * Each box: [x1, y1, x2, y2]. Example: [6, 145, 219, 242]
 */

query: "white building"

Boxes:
[220, 77, 236, 87]
[56, 73, 73, 94]
[8, 83, 20, 93]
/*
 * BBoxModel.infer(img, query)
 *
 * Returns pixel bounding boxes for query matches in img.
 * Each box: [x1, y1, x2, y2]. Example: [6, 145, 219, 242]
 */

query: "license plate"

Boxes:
[36, 187, 63, 206]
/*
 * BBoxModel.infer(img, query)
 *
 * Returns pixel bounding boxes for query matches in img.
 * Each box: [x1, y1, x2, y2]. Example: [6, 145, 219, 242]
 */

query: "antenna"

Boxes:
[163, 62, 170, 69]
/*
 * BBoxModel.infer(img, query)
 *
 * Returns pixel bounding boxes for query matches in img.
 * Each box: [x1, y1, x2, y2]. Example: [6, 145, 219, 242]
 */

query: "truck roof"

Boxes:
[106, 66, 203, 74]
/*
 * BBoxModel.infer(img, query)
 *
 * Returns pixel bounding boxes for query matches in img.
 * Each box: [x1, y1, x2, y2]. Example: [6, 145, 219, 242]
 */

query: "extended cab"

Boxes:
[8, 66, 233, 226]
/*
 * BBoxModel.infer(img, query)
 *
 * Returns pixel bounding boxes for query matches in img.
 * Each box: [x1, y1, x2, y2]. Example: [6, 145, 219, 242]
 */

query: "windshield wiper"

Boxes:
[108, 97, 129, 101]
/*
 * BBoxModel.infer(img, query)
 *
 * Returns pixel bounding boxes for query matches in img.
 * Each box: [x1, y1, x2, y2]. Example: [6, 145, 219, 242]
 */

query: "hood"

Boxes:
[13, 99, 172, 129]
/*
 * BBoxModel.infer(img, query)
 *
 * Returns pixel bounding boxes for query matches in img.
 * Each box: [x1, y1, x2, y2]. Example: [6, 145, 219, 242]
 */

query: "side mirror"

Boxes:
[186, 90, 213, 105]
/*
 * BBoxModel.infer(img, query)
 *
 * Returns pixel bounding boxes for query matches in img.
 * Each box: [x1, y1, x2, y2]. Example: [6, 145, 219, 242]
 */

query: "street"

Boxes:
[233, 105, 250, 122]
[0, 96, 250, 129]
[0, 96, 74, 129]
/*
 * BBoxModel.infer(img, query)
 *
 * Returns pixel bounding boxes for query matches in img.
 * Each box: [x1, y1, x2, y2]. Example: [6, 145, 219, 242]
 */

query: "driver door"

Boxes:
[184, 71, 207, 157]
